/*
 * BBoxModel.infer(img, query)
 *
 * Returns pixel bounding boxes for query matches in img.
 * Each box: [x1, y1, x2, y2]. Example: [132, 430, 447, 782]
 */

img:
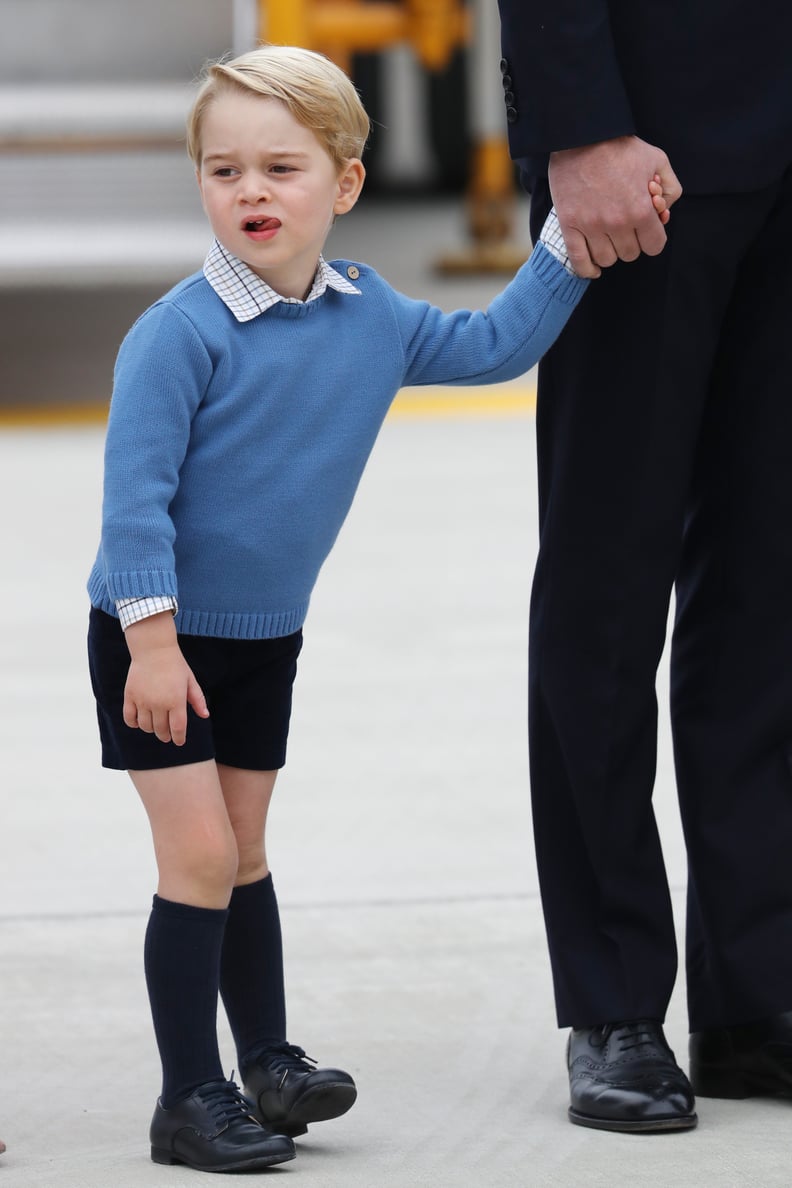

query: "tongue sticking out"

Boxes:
[246, 218, 280, 231]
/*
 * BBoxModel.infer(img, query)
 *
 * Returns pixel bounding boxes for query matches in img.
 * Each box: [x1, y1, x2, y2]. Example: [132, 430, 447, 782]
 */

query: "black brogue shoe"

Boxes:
[568, 1019, 698, 1132]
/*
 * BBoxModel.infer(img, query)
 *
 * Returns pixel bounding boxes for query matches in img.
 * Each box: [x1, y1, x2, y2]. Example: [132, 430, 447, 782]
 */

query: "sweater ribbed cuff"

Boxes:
[104, 568, 179, 601]
[530, 242, 589, 305]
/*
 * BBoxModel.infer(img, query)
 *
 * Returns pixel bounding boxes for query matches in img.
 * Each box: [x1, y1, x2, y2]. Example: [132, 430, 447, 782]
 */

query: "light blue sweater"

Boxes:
[88, 244, 587, 639]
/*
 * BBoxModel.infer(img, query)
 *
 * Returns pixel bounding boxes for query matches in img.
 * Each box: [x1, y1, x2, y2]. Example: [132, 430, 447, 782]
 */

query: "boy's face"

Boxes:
[197, 90, 364, 300]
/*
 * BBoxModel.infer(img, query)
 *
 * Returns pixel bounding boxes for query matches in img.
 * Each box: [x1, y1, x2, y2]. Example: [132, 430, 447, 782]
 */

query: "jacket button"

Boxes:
[499, 57, 509, 74]
[347, 265, 360, 280]
[501, 74, 513, 89]
[504, 90, 515, 105]
[506, 106, 518, 123]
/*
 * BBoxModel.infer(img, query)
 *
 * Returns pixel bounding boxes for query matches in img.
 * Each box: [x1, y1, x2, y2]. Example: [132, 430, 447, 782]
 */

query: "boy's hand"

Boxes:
[649, 174, 672, 226]
[123, 611, 209, 746]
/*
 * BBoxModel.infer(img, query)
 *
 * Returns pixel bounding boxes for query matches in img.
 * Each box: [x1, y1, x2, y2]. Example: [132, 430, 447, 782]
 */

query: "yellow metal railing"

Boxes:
[261, 0, 469, 74]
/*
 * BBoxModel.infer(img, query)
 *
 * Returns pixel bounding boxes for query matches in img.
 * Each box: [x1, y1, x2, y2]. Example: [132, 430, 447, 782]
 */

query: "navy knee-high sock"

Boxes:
[219, 874, 287, 1075]
[144, 894, 228, 1107]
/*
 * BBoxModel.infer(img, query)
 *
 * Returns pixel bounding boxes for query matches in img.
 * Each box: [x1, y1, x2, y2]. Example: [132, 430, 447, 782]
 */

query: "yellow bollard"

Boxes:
[435, 135, 527, 275]
[435, 0, 527, 275]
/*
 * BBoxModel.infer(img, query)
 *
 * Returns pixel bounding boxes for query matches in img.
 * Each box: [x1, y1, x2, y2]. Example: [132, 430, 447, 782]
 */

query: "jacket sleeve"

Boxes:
[391, 243, 587, 389]
[497, 0, 635, 162]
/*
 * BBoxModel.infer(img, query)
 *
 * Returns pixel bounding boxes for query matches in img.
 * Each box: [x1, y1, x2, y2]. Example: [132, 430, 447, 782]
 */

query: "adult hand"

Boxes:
[549, 136, 682, 278]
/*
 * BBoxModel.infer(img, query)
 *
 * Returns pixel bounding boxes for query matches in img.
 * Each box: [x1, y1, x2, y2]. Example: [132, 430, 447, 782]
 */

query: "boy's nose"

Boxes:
[239, 174, 271, 203]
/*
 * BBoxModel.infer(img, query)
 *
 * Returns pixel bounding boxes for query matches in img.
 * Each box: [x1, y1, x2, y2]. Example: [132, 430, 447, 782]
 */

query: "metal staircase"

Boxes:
[0, 0, 233, 286]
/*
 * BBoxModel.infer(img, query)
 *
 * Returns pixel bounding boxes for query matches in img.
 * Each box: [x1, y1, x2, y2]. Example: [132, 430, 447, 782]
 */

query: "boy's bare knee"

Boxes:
[159, 833, 239, 904]
[190, 850, 238, 898]
[235, 843, 268, 885]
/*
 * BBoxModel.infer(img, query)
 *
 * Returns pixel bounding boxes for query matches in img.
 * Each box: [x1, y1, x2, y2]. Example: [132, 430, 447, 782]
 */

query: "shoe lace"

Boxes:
[592, 1020, 661, 1053]
[195, 1077, 254, 1126]
[254, 1041, 318, 1080]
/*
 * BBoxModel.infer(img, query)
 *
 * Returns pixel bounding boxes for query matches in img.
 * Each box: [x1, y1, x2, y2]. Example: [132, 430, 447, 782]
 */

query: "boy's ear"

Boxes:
[334, 159, 366, 215]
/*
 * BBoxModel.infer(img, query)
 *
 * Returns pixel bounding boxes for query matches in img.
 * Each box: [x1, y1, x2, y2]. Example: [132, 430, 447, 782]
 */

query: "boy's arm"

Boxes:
[123, 612, 209, 747]
[392, 176, 670, 388]
[392, 223, 587, 390]
[101, 304, 212, 745]
[100, 303, 210, 604]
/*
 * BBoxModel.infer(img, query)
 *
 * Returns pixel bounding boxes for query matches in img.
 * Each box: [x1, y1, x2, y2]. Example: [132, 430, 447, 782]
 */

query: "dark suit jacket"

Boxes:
[497, 0, 792, 192]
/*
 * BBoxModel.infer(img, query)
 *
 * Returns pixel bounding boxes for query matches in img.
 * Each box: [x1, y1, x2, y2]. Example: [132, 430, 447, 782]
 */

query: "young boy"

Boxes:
[87, 44, 669, 1174]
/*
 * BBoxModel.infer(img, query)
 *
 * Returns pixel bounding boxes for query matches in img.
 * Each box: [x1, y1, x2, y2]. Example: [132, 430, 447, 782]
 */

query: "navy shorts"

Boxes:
[87, 607, 303, 772]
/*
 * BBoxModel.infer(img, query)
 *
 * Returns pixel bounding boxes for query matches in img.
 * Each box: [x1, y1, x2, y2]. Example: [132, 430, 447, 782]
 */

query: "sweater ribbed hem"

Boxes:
[175, 604, 308, 639]
[88, 567, 309, 639]
[88, 588, 308, 640]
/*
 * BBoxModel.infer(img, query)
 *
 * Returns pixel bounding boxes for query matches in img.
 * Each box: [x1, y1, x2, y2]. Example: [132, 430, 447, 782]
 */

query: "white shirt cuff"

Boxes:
[539, 207, 577, 275]
[116, 595, 178, 630]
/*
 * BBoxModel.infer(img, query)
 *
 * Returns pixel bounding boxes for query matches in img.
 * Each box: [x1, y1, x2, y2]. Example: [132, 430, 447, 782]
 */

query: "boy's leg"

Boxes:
[89, 618, 299, 1165]
[218, 764, 356, 1134]
[217, 765, 287, 1058]
[144, 895, 228, 1106]
[132, 761, 296, 1171]
[132, 760, 238, 909]
[132, 760, 238, 1104]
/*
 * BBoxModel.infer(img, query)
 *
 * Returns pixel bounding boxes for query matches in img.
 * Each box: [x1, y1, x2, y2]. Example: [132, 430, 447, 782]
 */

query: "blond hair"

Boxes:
[187, 44, 370, 170]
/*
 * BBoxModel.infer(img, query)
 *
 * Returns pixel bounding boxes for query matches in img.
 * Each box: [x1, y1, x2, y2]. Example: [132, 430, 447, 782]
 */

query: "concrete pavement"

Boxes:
[1, 413, 789, 1187]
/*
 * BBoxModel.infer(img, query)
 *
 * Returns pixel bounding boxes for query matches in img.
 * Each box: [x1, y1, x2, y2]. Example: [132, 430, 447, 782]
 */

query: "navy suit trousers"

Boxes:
[527, 166, 792, 1030]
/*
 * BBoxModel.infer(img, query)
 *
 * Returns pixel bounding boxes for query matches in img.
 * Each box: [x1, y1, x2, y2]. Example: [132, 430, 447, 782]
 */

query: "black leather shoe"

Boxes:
[150, 1078, 296, 1170]
[243, 1042, 357, 1138]
[690, 1011, 792, 1098]
[568, 1019, 698, 1132]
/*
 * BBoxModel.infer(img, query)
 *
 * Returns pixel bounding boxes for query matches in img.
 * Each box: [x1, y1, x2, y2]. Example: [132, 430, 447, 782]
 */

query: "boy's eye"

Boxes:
[270, 164, 295, 174]
[213, 167, 237, 178]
